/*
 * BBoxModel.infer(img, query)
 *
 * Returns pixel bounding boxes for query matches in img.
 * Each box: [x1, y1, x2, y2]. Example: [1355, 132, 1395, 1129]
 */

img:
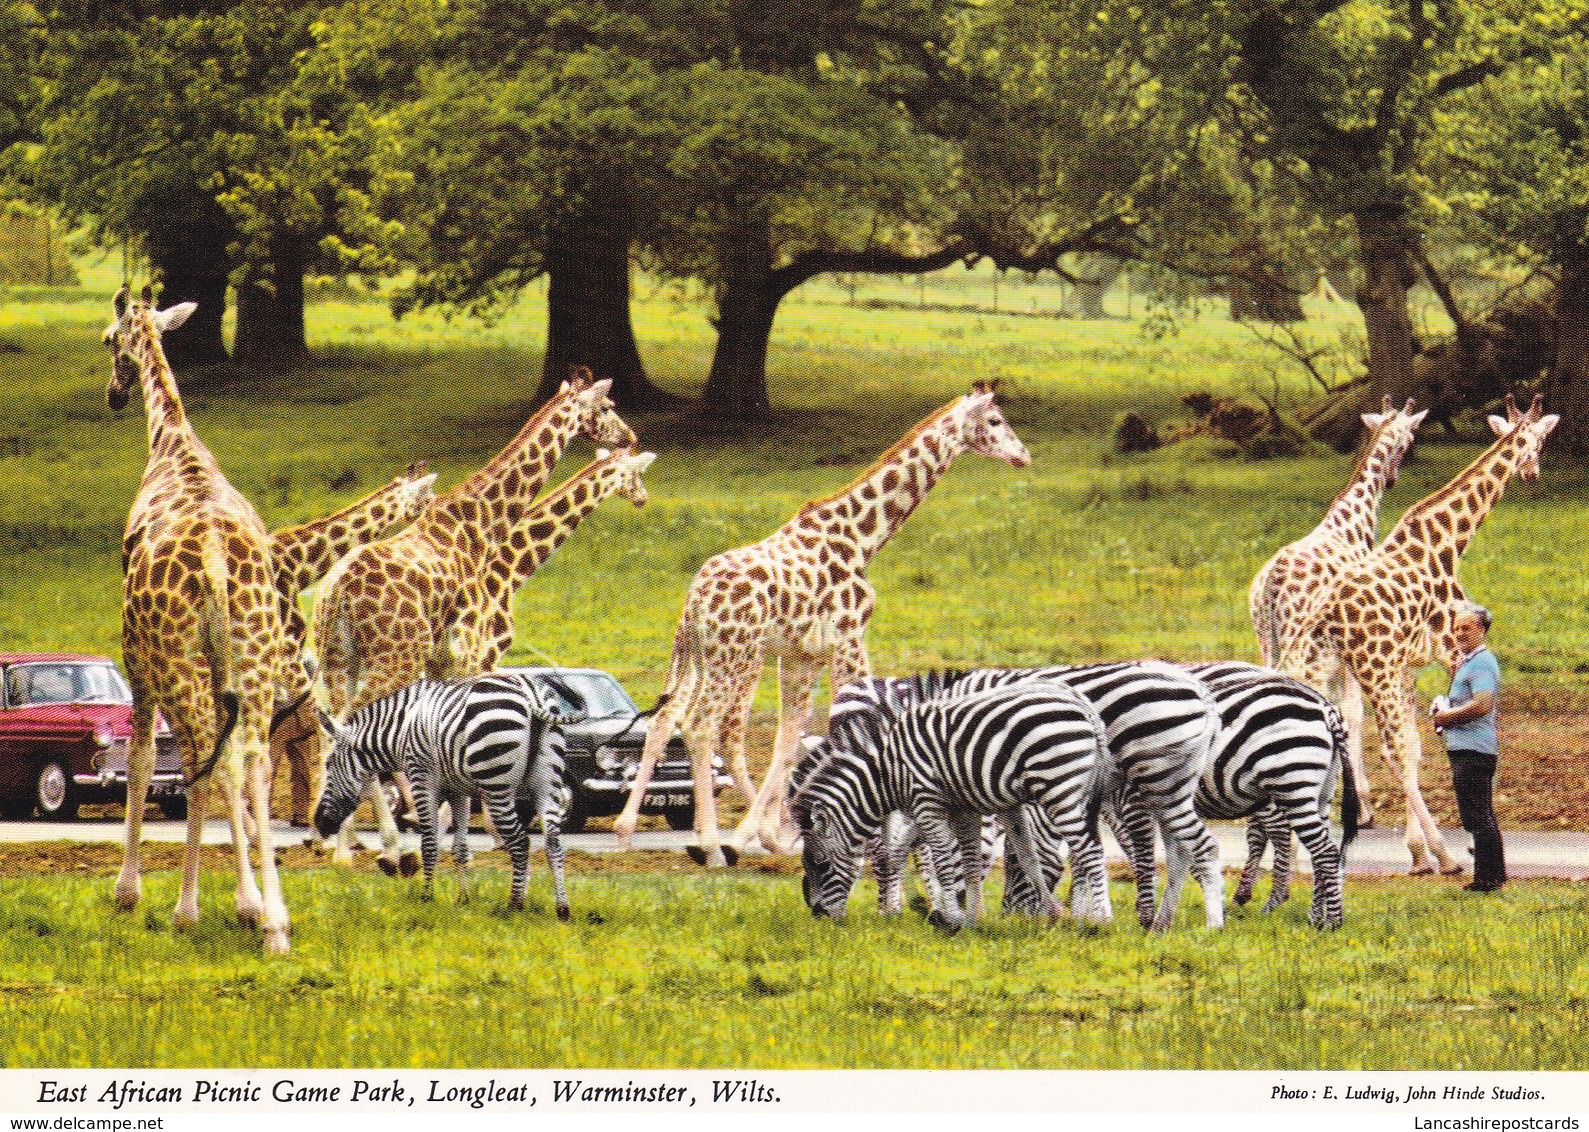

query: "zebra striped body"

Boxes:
[795, 680, 1113, 932]
[1184, 660, 1358, 927]
[312, 673, 573, 917]
[832, 662, 1225, 931]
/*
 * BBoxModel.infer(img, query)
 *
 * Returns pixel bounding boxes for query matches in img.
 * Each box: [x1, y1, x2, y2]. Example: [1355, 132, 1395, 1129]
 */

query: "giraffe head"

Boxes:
[602, 447, 658, 507]
[392, 460, 440, 520]
[562, 366, 637, 450]
[1361, 396, 1427, 486]
[104, 284, 196, 411]
[1487, 393, 1560, 481]
[955, 380, 1031, 467]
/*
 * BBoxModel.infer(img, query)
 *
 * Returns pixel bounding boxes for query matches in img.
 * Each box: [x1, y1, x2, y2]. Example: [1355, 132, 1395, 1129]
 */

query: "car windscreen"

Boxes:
[528, 672, 638, 719]
[7, 662, 132, 706]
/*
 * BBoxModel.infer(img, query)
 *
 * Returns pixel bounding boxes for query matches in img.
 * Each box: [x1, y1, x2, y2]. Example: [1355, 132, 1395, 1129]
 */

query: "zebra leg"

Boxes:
[870, 813, 912, 917]
[1293, 815, 1346, 930]
[411, 777, 441, 900]
[448, 790, 472, 904]
[1108, 795, 1159, 930]
[912, 799, 967, 934]
[372, 769, 419, 878]
[1067, 828, 1113, 925]
[483, 790, 532, 913]
[1262, 809, 1295, 913]
[952, 810, 988, 924]
[998, 808, 1061, 921]
[1233, 810, 1272, 907]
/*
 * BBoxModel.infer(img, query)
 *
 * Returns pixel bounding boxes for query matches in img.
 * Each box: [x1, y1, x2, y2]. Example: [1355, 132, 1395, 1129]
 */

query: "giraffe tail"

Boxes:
[189, 518, 242, 786]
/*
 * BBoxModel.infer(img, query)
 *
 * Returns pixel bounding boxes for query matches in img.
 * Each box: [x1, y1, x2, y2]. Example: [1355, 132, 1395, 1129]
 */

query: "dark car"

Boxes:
[504, 666, 731, 834]
[0, 653, 186, 820]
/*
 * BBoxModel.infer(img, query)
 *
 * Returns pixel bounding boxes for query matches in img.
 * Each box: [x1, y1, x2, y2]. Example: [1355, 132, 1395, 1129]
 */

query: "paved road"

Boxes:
[6, 816, 1587, 880]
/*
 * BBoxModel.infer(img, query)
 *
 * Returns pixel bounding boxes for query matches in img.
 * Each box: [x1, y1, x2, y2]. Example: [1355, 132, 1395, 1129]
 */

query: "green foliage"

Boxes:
[1, 864, 1586, 1068]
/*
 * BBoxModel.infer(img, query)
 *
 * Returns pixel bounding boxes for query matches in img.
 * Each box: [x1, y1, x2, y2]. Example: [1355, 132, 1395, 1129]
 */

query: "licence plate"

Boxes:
[654, 792, 693, 808]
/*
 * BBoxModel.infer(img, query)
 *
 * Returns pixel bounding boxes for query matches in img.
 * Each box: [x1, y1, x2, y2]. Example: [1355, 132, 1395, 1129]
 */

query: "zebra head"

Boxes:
[312, 717, 366, 839]
[792, 715, 891, 919]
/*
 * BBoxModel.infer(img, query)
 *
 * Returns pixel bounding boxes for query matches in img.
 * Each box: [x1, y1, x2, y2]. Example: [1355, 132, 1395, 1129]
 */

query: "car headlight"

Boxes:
[93, 722, 115, 748]
[594, 746, 631, 774]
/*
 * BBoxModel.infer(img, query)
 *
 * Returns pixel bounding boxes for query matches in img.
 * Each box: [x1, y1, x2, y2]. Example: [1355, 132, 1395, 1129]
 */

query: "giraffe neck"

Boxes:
[485, 460, 625, 602]
[791, 399, 963, 564]
[1381, 430, 1532, 569]
[420, 395, 580, 548]
[271, 486, 415, 593]
[1312, 427, 1402, 552]
[131, 317, 189, 454]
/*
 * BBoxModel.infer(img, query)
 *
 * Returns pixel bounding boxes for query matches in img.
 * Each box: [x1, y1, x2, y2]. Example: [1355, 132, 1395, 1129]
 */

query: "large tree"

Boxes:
[20, 2, 386, 366]
[1215, 0, 1568, 406]
[1431, 42, 1589, 454]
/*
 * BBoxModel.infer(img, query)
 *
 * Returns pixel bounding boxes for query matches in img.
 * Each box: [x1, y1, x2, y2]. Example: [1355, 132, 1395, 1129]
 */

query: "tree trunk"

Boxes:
[536, 188, 674, 409]
[1354, 210, 1420, 406]
[703, 214, 778, 422]
[1545, 257, 1589, 459]
[233, 238, 310, 365]
[146, 207, 232, 368]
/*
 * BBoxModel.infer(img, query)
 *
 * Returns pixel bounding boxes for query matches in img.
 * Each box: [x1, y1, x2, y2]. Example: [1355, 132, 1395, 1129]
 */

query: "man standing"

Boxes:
[1431, 603, 1507, 893]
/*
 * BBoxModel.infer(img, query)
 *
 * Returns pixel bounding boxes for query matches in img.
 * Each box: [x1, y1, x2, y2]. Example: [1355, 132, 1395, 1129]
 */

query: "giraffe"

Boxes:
[265, 461, 438, 824]
[464, 445, 657, 671]
[104, 284, 302, 955]
[310, 371, 635, 870]
[1302, 394, 1558, 874]
[1250, 397, 1427, 824]
[613, 382, 1032, 867]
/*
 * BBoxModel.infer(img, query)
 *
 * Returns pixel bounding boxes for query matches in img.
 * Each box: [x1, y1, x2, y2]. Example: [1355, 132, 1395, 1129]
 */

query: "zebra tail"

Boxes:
[1331, 705, 1360, 853]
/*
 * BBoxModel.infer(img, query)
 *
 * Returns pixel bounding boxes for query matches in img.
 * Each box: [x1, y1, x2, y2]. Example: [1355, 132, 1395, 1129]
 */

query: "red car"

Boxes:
[0, 653, 185, 820]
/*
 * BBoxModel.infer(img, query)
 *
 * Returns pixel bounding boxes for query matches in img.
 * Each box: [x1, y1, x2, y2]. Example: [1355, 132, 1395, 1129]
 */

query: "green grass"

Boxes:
[1, 862, 1587, 1068]
[3, 268, 1586, 706]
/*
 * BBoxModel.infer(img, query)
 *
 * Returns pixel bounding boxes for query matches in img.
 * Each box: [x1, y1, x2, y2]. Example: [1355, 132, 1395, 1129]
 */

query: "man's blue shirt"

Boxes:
[1446, 646, 1500, 756]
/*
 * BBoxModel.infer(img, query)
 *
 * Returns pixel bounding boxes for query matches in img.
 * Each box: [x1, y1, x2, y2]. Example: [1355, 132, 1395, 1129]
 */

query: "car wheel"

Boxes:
[158, 795, 189, 821]
[35, 761, 79, 821]
[664, 806, 696, 832]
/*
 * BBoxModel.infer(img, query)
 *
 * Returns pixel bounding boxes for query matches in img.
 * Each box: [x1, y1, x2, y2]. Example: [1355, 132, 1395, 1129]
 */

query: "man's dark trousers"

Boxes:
[1448, 749, 1506, 888]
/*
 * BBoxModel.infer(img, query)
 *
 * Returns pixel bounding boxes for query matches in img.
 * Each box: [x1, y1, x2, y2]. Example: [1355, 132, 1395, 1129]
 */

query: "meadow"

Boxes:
[2, 260, 1588, 1070]
[2, 863, 1588, 1069]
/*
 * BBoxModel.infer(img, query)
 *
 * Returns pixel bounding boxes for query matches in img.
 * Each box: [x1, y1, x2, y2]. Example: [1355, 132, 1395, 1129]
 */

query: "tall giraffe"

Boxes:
[1305, 394, 1558, 874]
[614, 382, 1031, 867]
[265, 462, 438, 824]
[310, 373, 635, 869]
[1250, 397, 1426, 822]
[105, 285, 302, 955]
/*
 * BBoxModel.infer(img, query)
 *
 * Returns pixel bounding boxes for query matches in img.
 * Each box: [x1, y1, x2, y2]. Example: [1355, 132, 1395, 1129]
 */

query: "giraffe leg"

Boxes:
[245, 732, 291, 954]
[716, 680, 759, 808]
[613, 697, 683, 848]
[173, 774, 211, 930]
[1339, 670, 1374, 828]
[735, 660, 818, 855]
[219, 755, 267, 930]
[114, 692, 159, 912]
[1373, 682, 1455, 875]
[682, 704, 733, 868]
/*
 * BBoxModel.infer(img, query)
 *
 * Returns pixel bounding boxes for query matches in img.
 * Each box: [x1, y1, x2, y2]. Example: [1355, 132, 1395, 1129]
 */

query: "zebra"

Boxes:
[1183, 660, 1359, 927]
[794, 679, 1115, 932]
[1000, 661, 1361, 929]
[312, 672, 574, 918]
[827, 661, 1226, 932]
